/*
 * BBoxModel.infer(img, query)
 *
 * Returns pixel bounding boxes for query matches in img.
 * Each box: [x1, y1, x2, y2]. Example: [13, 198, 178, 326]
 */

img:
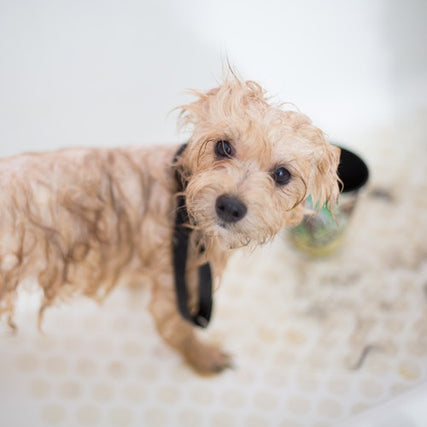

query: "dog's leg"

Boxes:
[149, 274, 232, 375]
[0, 291, 18, 331]
[0, 267, 20, 331]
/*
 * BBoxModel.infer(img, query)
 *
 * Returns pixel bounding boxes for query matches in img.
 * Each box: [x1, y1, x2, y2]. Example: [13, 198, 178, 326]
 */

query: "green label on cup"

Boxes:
[288, 195, 354, 256]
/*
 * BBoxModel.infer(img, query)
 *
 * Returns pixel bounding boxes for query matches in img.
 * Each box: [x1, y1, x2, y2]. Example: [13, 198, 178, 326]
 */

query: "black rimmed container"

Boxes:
[288, 146, 369, 256]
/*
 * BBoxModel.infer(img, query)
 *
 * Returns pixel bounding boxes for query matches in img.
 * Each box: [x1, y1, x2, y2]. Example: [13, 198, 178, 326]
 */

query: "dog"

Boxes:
[0, 74, 340, 374]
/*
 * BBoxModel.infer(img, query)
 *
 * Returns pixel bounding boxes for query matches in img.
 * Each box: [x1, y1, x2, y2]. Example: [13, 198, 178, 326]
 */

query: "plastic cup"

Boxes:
[288, 146, 369, 256]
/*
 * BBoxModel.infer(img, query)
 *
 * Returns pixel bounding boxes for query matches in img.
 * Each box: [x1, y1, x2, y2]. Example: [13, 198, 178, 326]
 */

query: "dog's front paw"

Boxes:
[184, 341, 233, 375]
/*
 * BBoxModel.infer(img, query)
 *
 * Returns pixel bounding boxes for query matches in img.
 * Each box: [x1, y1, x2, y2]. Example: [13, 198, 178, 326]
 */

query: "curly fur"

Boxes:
[0, 73, 340, 374]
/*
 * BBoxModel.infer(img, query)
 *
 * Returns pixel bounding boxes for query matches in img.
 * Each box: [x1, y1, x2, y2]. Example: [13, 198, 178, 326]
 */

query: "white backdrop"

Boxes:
[0, 0, 426, 156]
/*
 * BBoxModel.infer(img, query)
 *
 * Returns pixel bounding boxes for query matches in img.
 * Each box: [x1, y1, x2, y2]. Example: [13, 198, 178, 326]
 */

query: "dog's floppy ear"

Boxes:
[308, 141, 341, 209]
[282, 110, 341, 209]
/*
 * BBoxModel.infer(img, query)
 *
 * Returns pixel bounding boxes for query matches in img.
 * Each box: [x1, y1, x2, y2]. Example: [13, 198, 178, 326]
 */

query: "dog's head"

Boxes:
[177, 76, 340, 249]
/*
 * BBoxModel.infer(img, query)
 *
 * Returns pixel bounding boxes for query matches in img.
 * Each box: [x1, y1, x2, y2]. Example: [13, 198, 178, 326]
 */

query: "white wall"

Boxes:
[0, 0, 426, 156]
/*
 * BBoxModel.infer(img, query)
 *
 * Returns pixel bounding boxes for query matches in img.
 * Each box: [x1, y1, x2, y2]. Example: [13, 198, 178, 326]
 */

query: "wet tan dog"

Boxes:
[0, 74, 340, 373]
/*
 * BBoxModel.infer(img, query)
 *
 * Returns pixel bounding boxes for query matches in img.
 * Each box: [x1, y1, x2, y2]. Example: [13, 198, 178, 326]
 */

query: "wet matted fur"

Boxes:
[0, 74, 340, 373]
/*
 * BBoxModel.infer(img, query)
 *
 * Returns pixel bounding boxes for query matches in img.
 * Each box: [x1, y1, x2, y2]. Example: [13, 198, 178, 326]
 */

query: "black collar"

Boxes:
[172, 144, 213, 328]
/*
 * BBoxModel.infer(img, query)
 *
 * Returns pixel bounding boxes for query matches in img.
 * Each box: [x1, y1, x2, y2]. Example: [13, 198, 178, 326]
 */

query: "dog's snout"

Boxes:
[215, 195, 247, 223]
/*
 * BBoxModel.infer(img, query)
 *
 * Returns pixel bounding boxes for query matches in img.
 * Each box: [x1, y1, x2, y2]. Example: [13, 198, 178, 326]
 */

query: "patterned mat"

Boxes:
[1, 116, 426, 426]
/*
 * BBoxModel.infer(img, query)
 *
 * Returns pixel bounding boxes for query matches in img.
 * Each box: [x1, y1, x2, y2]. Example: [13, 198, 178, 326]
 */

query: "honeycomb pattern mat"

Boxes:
[1, 119, 426, 427]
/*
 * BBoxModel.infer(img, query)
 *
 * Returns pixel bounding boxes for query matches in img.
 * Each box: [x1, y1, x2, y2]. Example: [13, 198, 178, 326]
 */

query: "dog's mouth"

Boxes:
[187, 211, 248, 249]
[217, 220, 229, 229]
[186, 192, 264, 249]
[188, 202, 275, 250]
[210, 219, 252, 249]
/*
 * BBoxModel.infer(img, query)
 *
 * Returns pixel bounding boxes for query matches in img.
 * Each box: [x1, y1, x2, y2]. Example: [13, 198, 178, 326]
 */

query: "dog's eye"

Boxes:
[215, 140, 233, 158]
[272, 167, 291, 185]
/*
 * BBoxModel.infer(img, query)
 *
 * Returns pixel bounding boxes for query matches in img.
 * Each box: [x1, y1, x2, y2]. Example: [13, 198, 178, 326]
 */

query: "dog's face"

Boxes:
[179, 77, 340, 249]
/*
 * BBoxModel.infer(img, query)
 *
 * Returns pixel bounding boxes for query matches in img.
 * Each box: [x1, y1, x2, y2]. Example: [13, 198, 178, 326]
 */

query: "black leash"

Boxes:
[172, 144, 213, 328]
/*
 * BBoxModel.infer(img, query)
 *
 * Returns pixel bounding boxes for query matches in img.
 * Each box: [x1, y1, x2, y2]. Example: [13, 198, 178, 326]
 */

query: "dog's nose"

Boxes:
[215, 194, 247, 223]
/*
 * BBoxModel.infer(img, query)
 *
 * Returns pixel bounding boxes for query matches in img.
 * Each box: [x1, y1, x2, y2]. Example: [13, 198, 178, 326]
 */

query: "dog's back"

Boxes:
[0, 145, 177, 325]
